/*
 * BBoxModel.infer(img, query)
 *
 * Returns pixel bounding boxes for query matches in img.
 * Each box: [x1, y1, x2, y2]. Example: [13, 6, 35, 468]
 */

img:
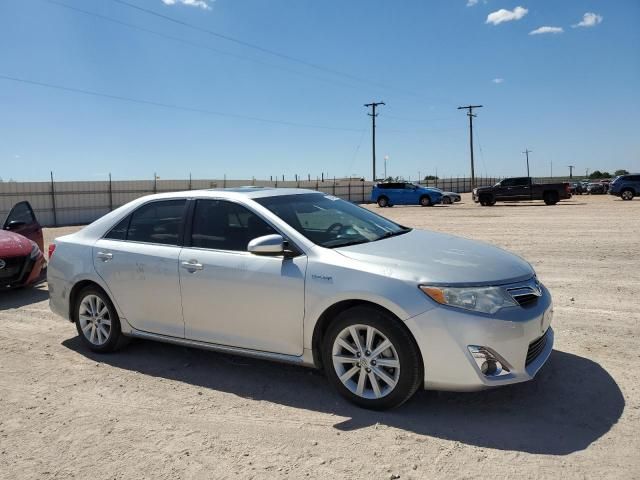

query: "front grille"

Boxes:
[0, 255, 30, 286]
[526, 330, 548, 366]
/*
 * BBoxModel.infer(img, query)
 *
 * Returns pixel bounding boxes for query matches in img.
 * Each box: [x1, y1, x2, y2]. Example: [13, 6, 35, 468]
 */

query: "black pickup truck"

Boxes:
[472, 177, 571, 206]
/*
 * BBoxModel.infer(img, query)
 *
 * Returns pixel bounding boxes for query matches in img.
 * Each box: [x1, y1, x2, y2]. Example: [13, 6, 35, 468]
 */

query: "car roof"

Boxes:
[134, 187, 323, 201]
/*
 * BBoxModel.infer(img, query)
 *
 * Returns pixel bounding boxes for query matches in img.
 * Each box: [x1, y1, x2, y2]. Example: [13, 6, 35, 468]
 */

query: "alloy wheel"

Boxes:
[331, 324, 400, 400]
[78, 294, 112, 346]
[622, 190, 633, 201]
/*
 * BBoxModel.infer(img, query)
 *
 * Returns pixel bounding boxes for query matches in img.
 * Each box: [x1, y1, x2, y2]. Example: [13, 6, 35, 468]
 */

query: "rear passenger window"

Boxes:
[126, 200, 186, 245]
[105, 215, 130, 240]
[190, 200, 276, 251]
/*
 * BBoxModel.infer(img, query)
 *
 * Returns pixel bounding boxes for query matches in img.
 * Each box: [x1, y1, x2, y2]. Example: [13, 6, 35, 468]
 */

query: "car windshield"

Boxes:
[255, 193, 410, 248]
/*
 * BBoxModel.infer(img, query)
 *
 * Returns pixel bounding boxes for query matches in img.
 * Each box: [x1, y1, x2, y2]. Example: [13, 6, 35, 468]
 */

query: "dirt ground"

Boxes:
[1, 193, 638, 479]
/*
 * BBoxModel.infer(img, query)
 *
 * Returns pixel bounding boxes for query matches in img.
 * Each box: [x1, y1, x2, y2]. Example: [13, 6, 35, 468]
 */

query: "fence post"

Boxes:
[50, 171, 57, 227]
[348, 182, 351, 202]
[362, 180, 365, 203]
[153, 172, 157, 194]
[109, 173, 113, 211]
[189, 173, 192, 190]
[333, 177, 336, 196]
[223, 174, 227, 188]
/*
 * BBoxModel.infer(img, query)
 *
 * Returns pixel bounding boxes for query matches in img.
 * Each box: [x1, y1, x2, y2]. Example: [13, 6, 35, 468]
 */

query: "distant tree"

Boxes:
[383, 176, 404, 182]
[588, 170, 611, 179]
[423, 175, 439, 181]
[614, 169, 629, 176]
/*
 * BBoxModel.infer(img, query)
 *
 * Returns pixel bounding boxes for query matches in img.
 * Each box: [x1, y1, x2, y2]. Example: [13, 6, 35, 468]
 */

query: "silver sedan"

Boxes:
[48, 188, 553, 409]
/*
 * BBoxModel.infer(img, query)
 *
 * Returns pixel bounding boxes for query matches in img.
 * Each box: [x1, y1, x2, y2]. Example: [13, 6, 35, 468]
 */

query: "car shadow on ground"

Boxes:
[0, 282, 48, 310]
[62, 337, 624, 456]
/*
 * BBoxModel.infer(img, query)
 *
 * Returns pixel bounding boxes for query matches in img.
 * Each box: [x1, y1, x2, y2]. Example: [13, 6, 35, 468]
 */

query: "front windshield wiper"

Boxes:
[326, 239, 371, 249]
[378, 228, 412, 240]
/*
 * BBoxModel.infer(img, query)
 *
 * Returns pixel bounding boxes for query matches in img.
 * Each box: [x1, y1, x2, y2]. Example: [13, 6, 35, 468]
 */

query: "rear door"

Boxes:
[93, 199, 187, 338]
[3, 201, 44, 252]
[511, 177, 532, 199]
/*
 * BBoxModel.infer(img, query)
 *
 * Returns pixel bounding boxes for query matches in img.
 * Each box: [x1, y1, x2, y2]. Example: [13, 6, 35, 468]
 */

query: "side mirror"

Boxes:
[5, 220, 26, 230]
[248, 234, 285, 256]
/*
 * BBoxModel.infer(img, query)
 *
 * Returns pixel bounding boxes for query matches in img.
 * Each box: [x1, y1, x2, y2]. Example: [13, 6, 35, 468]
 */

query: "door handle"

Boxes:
[96, 251, 113, 261]
[181, 260, 203, 271]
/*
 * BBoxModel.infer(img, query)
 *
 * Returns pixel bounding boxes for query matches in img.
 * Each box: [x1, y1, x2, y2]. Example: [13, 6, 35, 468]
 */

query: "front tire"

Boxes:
[322, 306, 423, 410]
[442, 196, 452, 205]
[74, 286, 128, 353]
[377, 196, 389, 207]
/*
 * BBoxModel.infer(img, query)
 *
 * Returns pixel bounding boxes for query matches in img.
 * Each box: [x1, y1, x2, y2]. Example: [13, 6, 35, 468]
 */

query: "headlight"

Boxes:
[29, 242, 40, 259]
[419, 285, 518, 314]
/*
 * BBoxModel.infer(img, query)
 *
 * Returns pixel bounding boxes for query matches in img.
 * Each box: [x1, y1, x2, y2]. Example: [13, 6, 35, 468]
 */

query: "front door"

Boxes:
[93, 199, 187, 337]
[179, 199, 306, 356]
[3, 201, 44, 252]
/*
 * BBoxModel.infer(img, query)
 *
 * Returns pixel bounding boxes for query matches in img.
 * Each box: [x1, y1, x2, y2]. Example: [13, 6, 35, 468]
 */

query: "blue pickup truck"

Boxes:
[371, 182, 443, 207]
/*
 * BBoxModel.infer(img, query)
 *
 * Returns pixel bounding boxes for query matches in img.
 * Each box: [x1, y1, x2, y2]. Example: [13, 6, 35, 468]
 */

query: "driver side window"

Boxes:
[190, 200, 276, 251]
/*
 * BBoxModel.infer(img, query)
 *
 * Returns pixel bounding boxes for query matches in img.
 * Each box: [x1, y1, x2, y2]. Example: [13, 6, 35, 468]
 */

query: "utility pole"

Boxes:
[457, 105, 483, 189]
[568, 165, 575, 178]
[365, 101, 385, 181]
[522, 149, 532, 177]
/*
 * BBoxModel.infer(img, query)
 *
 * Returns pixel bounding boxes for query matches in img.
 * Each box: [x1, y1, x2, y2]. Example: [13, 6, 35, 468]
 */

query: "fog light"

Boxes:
[468, 346, 510, 378]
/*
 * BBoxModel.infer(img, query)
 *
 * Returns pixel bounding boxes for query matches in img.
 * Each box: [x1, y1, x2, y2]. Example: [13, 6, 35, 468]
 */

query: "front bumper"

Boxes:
[405, 284, 554, 391]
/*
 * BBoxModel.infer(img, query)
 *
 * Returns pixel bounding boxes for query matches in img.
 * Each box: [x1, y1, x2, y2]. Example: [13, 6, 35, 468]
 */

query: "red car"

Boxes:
[0, 201, 46, 289]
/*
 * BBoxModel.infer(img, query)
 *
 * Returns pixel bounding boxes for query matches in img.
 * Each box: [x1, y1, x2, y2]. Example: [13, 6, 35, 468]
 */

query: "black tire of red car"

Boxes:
[322, 306, 423, 410]
[621, 189, 635, 201]
[544, 191, 559, 205]
[419, 195, 432, 207]
[73, 285, 130, 353]
[377, 196, 389, 207]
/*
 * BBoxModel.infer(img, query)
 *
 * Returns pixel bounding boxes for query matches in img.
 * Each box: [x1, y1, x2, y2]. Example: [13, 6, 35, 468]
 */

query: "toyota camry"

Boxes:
[48, 188, 553, 409]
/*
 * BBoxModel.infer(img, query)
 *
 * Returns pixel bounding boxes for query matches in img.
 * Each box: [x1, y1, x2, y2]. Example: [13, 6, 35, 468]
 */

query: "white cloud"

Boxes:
[492, 78, 504, 84]
[486, 7, 528, 25]
[466, 0, 479, 7]
[529, 26, 564, 35]
[572, 12, 603, 28]
[161, 0, 212, 10]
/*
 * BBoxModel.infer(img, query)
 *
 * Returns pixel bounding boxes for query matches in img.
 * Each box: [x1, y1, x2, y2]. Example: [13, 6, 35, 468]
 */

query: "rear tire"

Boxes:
[377, 196, 389, 207]
[419, 195, 432, 207]
[544, 191, 559, 205]
[74, 286, 129, 353]
[621, 189, 634, 201]
[322, 306, 423, 410]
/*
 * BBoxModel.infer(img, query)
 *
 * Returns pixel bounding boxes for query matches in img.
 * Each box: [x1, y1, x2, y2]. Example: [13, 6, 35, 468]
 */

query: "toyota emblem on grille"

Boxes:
[0, 259, 5, 270]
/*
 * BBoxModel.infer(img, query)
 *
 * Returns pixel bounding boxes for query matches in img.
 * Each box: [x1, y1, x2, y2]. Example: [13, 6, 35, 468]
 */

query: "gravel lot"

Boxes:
[1, 193, 638, 479]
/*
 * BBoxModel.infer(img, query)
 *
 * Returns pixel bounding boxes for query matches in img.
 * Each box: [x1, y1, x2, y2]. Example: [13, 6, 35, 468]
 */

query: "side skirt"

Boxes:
[125, 327, 317, 368]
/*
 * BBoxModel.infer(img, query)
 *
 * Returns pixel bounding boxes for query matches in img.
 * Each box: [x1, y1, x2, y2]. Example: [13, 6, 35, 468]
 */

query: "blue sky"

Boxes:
[1, 0, 639, 181]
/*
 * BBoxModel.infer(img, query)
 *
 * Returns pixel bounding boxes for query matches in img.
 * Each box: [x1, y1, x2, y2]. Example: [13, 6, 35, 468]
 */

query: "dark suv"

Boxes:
[609, 174, 640, 201]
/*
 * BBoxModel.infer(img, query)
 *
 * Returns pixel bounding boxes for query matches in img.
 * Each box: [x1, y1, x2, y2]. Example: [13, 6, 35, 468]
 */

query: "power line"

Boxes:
[0, 74, 362, 131]
[110, 0, 419, 97]
[364, 101, 385, 181]
[457, 104, 483, 189]
[42, 0, 372, 94]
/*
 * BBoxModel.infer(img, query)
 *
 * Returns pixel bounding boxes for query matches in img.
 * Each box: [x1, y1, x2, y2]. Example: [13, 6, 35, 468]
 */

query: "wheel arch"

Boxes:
[68, 279, 114, 322]
[310, 299, 422, 370]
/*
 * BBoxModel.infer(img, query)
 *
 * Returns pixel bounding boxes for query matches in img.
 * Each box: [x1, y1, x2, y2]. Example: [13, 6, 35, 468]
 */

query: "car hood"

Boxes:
[335, 229, 534, 286]
[0, 230, 32, 257]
